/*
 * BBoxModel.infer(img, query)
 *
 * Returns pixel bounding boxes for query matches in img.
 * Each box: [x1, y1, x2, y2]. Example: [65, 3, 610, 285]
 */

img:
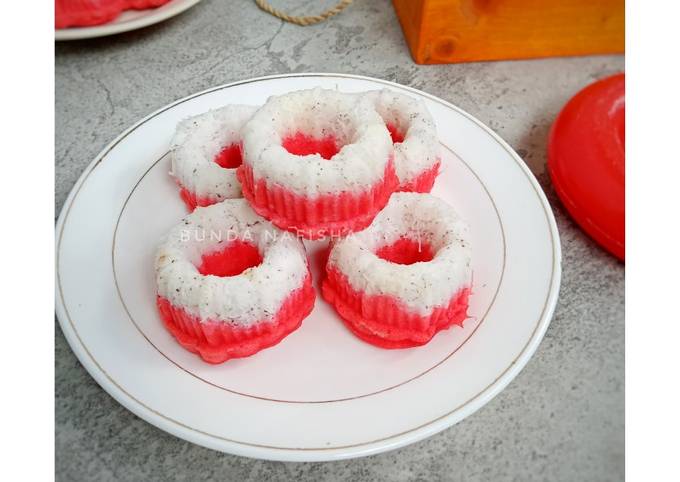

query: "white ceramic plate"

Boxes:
[56, 73, 561, 461]
[55, 0, 202, 41]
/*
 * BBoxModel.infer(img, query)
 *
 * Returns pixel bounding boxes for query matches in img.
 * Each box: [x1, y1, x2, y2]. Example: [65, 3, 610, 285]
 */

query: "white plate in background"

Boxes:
[55, 0, 202, 41]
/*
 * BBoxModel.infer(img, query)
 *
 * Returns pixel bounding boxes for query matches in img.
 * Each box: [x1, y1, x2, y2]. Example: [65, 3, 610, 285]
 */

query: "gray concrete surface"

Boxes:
[55, 0, 625, 480]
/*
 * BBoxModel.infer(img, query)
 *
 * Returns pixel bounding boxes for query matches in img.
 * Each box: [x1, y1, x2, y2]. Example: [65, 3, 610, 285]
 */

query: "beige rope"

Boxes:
[255, 0, 354, 26]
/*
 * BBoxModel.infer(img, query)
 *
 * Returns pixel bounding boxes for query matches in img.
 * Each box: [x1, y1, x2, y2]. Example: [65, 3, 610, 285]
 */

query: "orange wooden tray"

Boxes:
[393, 0, 624, 64]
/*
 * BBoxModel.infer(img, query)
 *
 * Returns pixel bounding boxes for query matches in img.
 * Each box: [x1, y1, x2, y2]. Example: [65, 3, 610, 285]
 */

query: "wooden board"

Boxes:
[393, 0, 624, 64]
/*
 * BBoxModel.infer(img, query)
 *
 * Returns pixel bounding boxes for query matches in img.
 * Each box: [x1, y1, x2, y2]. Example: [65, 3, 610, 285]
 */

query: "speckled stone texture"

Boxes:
[55, 0, 624, 480]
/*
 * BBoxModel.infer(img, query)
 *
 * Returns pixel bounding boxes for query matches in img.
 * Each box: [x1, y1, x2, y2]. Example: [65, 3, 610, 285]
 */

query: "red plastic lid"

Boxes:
[548, 73, 625, 261]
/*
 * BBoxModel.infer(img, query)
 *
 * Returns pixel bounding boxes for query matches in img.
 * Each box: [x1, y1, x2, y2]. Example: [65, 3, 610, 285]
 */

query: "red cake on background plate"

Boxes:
[56, 0, 171, 29]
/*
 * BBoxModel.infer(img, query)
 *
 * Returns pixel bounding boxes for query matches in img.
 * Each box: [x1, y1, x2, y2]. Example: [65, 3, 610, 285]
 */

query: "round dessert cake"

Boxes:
[363, 90, 441, 193]
[170, 104, 257, 210]
[322, 192, 472, 348]
[155, 199, 316, 363]
[56, 0, 171, 29]
[238, 88, 397, 240]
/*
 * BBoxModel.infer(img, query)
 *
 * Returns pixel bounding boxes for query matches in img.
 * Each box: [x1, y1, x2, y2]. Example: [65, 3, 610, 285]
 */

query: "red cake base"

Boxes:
[237, 161, 398, 240]
[322, 266, 470, 349]
[398, 160, 441, 193]
[157, 274, 316, 363]
[177, 185, 219, 211]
